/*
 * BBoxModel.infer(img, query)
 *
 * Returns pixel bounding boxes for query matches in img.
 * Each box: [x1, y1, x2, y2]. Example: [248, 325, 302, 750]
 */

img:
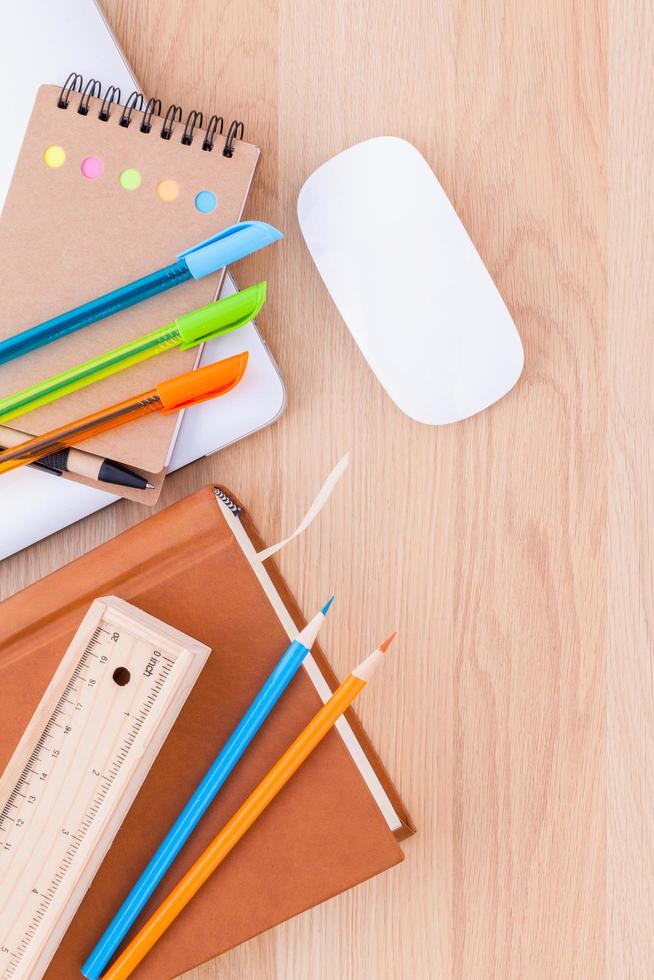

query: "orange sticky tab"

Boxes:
[156, 353, 248, 414]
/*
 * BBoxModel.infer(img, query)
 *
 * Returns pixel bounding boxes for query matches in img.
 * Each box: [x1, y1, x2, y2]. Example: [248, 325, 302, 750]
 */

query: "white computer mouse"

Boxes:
[297, 137, 524, 425]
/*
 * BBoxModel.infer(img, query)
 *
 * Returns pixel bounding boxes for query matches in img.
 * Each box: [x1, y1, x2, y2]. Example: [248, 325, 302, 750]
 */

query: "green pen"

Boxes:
[0, 282, 266, 425]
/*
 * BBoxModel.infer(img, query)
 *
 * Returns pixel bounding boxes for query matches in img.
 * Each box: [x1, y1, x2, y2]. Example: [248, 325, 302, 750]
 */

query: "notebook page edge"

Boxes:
[212, 490, 403, 833]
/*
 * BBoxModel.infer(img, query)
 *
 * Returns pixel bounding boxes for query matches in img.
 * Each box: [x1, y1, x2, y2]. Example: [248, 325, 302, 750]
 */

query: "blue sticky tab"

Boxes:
[179, 221, 283, 279]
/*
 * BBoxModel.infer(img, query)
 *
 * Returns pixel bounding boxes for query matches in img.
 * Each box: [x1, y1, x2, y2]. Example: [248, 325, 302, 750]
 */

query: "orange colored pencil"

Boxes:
[101, 633, 396, 980]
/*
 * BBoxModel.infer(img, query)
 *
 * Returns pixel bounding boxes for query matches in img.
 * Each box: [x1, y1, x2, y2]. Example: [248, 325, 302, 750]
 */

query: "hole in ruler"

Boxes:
[112, 667, 131, 686]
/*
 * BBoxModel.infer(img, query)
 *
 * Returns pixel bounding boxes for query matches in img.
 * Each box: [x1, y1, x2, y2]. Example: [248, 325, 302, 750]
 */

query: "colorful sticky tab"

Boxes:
[195, 191, 217, 213]
[119, 168, 142, 190]
[41, 146, 219, 216]
[157, 179, 180, 202]
[81, 156, 104, 180]
[43, 146, 66, 169]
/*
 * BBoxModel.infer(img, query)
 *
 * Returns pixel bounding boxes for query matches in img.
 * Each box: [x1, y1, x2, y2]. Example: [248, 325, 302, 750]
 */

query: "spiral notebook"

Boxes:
[0, 77, 260, 503]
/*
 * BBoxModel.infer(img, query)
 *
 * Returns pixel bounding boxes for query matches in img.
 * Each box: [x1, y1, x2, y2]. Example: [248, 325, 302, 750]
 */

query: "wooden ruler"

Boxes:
[0, 596, 210, 980]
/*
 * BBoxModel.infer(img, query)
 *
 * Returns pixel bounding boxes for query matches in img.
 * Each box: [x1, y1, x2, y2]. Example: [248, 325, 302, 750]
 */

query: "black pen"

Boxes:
[0, 424, 153, 490]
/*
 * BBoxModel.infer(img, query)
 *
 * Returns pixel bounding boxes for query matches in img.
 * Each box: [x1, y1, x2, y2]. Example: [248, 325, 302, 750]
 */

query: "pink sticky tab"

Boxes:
[81, 156, 103, 180]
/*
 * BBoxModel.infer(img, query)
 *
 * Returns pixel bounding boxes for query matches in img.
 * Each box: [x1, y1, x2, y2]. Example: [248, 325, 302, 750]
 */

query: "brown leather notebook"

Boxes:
[0, 83, 260, 504]
[0, 486, 413, 978]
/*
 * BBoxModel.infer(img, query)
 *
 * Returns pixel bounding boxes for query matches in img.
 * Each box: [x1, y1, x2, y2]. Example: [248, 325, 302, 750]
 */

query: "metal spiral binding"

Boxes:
[56, 73, 245, 156]
[119, 91, 144, 127]
[57, 72, 83, 108]
[202, 114, 224, 151]
[98, 85, 121, 121]
[77, 77, 101, 115]
[160, 103, 182, 140]
[140, 97, 161, 133]
[181, 109, 203, 145]
[223, 120, 244, 158]
[214, 487, 241, 516]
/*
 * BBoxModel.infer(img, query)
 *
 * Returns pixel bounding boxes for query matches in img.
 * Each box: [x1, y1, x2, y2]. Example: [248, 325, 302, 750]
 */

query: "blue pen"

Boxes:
[0, 221, 283, 366]
[82, 597, 334, 980]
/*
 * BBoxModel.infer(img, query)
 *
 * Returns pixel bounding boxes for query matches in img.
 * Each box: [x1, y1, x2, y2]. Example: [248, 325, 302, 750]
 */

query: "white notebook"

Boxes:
[0, 0, 285, 560]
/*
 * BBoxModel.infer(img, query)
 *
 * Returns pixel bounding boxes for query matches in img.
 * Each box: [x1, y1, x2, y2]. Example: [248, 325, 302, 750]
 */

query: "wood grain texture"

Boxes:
[1, 0, 647, 976]
[608, 2, 653, 978]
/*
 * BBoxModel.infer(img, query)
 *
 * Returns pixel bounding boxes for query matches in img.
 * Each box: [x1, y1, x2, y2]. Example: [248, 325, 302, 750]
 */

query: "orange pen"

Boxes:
[101, 633, 396, 980]
[0, 352, 248, 476]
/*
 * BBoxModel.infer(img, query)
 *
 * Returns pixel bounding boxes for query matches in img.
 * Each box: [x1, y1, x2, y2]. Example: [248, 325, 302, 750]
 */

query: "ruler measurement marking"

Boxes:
[1, 643, 170, 974]
[0, 598, 208, 980]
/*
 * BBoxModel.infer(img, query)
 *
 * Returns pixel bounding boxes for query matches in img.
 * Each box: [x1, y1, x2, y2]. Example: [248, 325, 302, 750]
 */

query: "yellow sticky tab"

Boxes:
[44, 145, 66, 169]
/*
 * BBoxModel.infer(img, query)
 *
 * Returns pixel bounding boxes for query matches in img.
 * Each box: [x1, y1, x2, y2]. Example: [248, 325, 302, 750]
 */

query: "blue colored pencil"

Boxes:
[82, 597, 334, 980]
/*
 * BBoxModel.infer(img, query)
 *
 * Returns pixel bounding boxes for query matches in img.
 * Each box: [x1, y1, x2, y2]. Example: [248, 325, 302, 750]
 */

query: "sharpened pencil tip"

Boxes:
[378, 632, 396, 653]
[321, 596, 335, 616]
[296, 599, 331, 648]
[352, 644, 387, 682]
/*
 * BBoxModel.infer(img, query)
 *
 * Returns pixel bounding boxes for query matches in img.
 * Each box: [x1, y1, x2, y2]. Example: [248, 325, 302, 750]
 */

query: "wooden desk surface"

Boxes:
[3, 1, 651, 977]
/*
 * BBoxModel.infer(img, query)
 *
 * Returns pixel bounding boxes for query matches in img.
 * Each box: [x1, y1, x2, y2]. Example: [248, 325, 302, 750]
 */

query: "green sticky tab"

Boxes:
[176, 282, 267, 349]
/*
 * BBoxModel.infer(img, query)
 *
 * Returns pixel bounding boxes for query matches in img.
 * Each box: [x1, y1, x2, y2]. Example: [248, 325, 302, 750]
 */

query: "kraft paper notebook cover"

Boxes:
[0, 485, 413, 979]
[0, 80, 260, 503]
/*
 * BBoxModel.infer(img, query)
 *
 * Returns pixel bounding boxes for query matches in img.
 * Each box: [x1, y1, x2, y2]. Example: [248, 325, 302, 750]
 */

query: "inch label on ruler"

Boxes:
[0, 596, 210, 980]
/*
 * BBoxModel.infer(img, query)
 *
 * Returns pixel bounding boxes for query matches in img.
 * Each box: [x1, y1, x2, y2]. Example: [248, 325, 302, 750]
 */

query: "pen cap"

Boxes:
[179, 221, 283, 279]
[176, 282, 267, 350]
[156, 353, 249, 414]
